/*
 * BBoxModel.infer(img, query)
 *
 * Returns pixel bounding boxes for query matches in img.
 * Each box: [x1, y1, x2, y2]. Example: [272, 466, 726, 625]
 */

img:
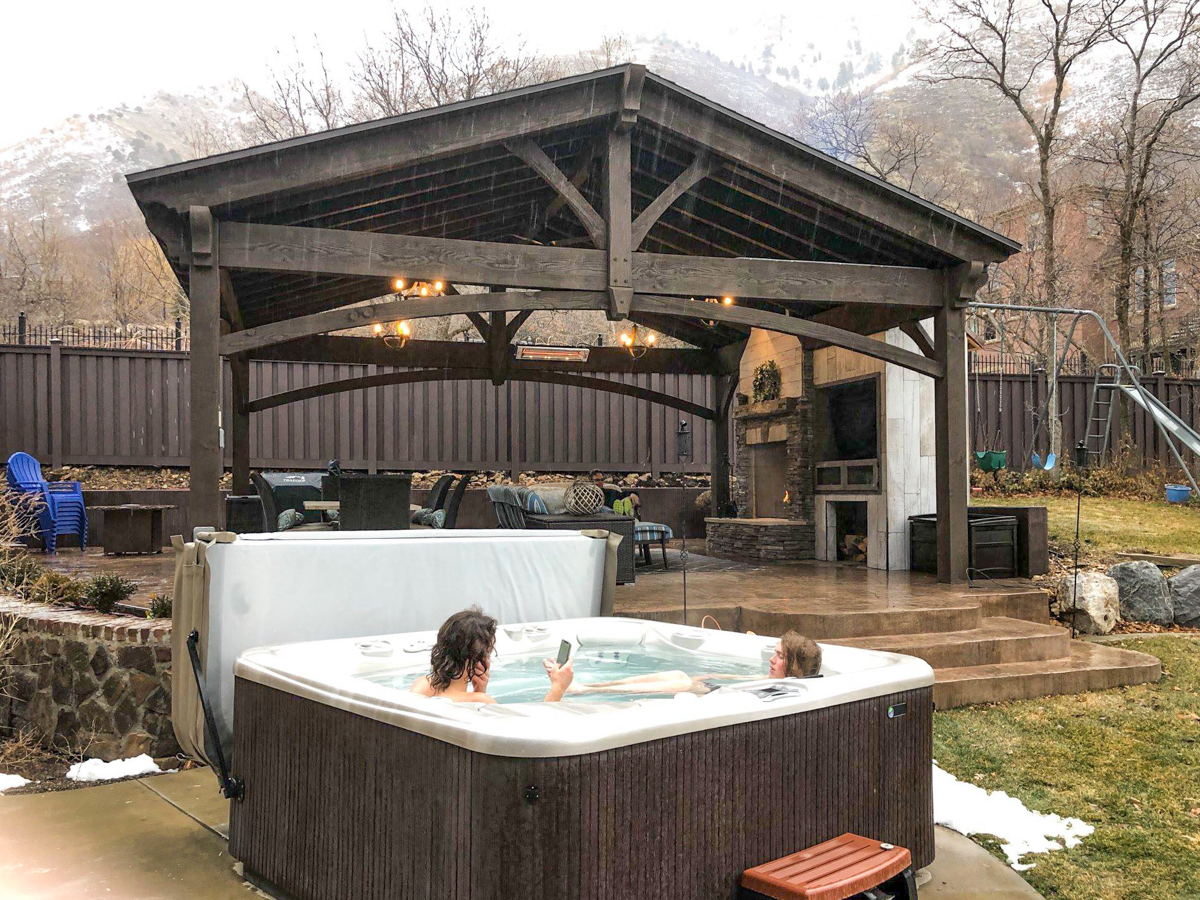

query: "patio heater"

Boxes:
[1070, 439, 1089, 639]
[676, 420, 692, 626]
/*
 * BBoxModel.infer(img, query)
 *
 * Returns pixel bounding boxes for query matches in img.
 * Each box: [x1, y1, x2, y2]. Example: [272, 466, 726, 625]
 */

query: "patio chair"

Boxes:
[4, 451, 88, 553]
[426, 474, 455, 512]
[438, 475, 470, 529]
[251, 472, 332, 532]
[486, 485, 527, 528]
[339, 474, 412, 531]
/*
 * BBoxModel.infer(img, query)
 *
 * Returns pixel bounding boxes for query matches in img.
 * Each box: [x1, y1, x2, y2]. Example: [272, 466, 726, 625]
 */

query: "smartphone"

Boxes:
[555, 639, 571, 666]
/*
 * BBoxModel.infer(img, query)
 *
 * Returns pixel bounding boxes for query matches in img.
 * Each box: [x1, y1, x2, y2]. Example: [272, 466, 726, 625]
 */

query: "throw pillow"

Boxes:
[277, 508, 305, 531]
[429, 509, 447, 529]
[564, 480, 604, 516]
[410, 506, 430, 524]
[534, 484, 571, 515]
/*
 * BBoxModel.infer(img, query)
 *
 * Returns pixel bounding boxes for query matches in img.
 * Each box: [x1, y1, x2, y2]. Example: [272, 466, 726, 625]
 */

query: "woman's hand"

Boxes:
[542, 658, 574, 701]
[470, 658, 491, 694]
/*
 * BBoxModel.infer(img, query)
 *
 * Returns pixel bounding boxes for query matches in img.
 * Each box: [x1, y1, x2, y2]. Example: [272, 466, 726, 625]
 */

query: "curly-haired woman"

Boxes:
[409, 607, 574, 703]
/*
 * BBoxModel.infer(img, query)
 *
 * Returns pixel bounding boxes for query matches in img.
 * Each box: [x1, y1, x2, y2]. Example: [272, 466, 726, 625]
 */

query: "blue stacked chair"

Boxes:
[5, 452, 88, 553]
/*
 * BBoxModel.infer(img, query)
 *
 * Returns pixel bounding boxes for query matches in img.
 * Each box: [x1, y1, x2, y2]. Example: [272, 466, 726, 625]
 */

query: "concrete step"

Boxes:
[976, 589, 1052, 625]
[828, 617, 1070, 669]
[626, 601, 985, 640]
[738, 602, 984, 641]
[933, 641, 1162, 709]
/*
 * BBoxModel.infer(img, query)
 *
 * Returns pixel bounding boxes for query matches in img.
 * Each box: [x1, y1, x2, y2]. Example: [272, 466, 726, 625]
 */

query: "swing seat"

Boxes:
[973, 449, 1007, 473]
[1031, 451, 1057, 471]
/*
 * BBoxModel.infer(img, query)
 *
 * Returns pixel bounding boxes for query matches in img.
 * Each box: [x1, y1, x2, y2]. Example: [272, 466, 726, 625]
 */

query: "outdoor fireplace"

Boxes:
[705, 396, 815, 563]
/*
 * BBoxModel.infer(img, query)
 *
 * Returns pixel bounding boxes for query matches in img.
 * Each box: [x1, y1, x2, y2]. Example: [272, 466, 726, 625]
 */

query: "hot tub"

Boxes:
[228, 618, 934, 900]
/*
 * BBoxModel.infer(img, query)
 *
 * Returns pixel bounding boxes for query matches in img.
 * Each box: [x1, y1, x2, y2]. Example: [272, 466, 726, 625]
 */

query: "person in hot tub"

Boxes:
[567, 631, 821, 696]
[410, 607, 575, 703]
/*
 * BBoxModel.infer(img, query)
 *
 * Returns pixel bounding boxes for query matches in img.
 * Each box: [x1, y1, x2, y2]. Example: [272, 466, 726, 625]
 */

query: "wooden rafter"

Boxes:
[503, 138, 606, 248]
[634, 295, 944, 378]
[631, 154, 719, 248]
[900, 321, 935, 359]
[247, 336, 723, 374]
[217, 221, 946, 308]
[245, 366, 716, 419]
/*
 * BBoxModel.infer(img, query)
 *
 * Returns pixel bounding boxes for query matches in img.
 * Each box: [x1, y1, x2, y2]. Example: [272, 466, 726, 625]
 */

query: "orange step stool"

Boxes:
[740, 833, 918, 900]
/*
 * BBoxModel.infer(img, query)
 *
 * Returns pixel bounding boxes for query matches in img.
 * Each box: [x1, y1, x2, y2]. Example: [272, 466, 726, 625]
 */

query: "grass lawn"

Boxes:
[977, 495, 1200, 561]
[933, 636, 1200, 900]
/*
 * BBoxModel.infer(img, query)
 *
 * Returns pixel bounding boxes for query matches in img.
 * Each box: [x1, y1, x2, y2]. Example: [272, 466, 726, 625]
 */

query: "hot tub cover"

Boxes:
[171, 528, 618, 767]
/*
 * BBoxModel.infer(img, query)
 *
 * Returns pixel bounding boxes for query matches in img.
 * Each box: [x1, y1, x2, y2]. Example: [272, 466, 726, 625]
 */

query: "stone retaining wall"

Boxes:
[0, 597, 178, 761]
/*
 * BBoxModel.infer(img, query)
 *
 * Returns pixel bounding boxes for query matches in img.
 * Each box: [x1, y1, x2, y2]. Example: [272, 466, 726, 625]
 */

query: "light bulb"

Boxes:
[433, 280, 444, 292]
[722, 296, 734, 305]
[646, 332, 657, 345]
[373, 323, 383, 335]
[420, 285, 429, 296]
[393, 278, 406, 291]
[620, 333, 633, 346]
[398, 321, 411, 336]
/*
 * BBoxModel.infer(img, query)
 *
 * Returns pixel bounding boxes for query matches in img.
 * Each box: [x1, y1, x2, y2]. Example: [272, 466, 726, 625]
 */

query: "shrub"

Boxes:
[0, 555, 45, 596]
[29, 571, 87, 606]
[85, 574, 137, 614]
[752, 360, 782, 403]
[146, 593, 172, 619]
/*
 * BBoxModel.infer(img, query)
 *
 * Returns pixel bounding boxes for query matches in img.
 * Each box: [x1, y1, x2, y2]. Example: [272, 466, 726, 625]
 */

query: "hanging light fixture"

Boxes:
[697, 295, 735, 327]
[374, 320, 411, 349]
[389, 277, 445, 297]
[618, 325, 656, 359]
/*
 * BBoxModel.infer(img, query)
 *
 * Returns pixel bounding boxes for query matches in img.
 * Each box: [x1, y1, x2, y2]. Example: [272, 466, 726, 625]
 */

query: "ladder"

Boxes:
[1084, 363, 1140, 462]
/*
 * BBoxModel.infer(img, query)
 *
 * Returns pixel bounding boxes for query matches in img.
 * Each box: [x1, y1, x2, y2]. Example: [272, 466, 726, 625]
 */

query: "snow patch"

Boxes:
[0, 772, 32, 793]
[66, 754, 162, 784]
[933, 764, 1094, 871]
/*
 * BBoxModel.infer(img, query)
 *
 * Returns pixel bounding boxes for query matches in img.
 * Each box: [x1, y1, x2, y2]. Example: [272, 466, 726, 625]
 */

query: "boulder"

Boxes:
[1051, 572, 1119, 635]
[1168, 565, 1200, 628]
[1106, 561, 1173, 625]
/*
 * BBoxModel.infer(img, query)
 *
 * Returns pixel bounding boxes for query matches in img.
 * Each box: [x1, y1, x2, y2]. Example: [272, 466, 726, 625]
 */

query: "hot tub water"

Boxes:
[362, 644, 769, 704]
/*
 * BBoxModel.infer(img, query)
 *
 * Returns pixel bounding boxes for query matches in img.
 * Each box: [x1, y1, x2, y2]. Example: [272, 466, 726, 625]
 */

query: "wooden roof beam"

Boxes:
[638, 79, 1013, 264]
[632, 153, 720, 249]
[503, 138, 606, 248]
[128, 73, 624, 213]
[217, 221, 946, 314]
[246, 366, 716, 419]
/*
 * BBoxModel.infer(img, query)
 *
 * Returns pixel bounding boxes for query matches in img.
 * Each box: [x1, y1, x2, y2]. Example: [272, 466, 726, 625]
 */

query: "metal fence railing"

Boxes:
[0, 318, 189, 351]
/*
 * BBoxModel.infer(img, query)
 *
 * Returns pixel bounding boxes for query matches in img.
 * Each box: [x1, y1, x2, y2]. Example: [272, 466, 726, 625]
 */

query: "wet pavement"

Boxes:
[0, 770, 1043, 899]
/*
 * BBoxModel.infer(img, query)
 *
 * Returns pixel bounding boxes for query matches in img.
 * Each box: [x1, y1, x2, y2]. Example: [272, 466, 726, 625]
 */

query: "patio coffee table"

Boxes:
[523, 512, 636, 584]
[90, 504, 174, 555]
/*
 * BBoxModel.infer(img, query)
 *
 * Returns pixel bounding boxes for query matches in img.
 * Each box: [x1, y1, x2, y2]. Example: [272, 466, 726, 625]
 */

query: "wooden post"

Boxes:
[934, 303, 969, 583]
[604, 129, 633, 320]
[188, 206, 223, 530]
[711, 374, 737, 517]
[48, 338, 63, 469]
[366, 363, 379, 475]
[230, 353, 251, 494]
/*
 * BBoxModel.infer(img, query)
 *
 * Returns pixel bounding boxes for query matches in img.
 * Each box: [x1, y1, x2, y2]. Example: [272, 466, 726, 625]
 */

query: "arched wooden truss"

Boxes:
[128, 64, 1018, 581]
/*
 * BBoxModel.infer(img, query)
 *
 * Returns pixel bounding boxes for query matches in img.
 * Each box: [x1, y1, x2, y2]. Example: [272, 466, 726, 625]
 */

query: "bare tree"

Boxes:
[923, 0, 1129, 459]
[799, 90, 938, 188]
[1075, 0, 1200, 361]
[240, 39, 349, 141]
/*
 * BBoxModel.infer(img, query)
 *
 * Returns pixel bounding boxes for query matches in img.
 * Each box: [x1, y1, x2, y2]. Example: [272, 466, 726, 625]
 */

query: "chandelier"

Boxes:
[618, 324, 657, 359]
[370, 277, 447, 349]
[700, 295, 735, 327]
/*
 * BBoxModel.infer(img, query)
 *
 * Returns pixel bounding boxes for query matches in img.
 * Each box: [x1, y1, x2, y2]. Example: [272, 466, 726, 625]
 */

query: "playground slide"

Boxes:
[1116, 385, 1200, 459]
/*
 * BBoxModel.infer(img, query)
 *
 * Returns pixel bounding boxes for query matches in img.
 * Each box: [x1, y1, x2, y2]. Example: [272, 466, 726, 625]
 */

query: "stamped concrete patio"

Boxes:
[0, 770, 1043, 900]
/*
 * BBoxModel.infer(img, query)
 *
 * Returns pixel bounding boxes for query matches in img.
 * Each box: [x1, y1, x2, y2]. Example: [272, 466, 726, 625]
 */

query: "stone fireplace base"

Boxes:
[704, 517, 815, 563]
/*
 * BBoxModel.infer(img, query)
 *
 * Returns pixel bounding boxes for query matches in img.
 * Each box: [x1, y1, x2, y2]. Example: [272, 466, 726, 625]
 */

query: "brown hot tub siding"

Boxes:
[229, 680, 933, 900]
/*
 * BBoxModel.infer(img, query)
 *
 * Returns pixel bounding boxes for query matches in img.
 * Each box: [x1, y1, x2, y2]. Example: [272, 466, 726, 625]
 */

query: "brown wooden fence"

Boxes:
[0, 344, 716, 473]
[970, 370, 1200, 472]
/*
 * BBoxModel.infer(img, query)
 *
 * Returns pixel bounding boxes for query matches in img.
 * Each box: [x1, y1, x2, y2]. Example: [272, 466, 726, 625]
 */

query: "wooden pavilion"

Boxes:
[126, 64, 1019, 582]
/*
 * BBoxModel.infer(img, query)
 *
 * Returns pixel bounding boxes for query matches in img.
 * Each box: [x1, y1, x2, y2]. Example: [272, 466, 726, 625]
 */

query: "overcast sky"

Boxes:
[2, 0, 921, 148]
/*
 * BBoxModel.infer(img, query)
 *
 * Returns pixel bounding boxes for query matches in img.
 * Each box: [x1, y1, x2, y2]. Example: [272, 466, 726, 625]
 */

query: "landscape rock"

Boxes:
[1051, 572, 1119, 635]
[1168, 565, 1200, 628]
[1107, 561, 1173, 625]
